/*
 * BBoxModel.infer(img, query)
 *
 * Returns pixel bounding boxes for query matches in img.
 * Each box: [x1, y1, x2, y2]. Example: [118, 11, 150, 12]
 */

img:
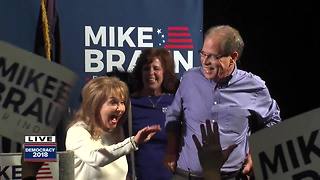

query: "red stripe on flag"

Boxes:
[168, 33, 191, 37]
[36, 176, 53, 179]
[24, 159, 56, 162]
[165, 44, 193, 49]
[37, 171, 52, 174]
[24, 143, 56, 146]
[168, 39, 192, 43]
[39, 168, 50, 170]
[168, 26, 189, 31]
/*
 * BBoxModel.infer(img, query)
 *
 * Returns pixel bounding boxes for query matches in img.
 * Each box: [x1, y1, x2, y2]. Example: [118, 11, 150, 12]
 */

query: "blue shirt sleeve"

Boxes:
[251, 83, 281, 127]
[165, 84, 183, 132]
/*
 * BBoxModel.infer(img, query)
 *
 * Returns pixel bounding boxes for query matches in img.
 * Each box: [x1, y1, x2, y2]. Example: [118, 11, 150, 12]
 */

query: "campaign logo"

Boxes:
[24, 136, 57, 162]
[155, 26, 193, 49]
[84, 25, 196, 77]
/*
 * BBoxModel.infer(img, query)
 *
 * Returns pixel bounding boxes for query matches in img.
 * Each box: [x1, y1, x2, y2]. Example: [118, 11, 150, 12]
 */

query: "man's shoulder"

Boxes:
[237, 69, 266, 88]
[181, 67, 202, 79]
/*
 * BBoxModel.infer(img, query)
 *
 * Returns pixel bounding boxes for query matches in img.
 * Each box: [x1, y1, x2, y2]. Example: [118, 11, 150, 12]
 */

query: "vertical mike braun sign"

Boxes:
[0, 41, 77, 143]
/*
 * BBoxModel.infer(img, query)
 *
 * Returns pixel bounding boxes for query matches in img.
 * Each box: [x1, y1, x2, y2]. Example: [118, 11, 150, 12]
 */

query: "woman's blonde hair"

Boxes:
[70, 76, 129, 139]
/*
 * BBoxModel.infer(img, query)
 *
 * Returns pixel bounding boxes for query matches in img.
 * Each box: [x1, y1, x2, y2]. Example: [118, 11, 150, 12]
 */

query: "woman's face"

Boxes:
[99, 96, 126, 131]
[142, 58, 164, 93]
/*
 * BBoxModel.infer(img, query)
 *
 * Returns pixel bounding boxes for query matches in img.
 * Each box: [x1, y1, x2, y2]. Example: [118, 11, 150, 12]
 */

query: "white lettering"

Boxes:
[85, 49, 104, 72]
[109, 26, 115, 47]
[84, 49, 194, 73]
[25, 136, 55, 143]
[85, 26, 106, 47]
[118, 27, 135, 47]
[138, 27, 153, 47]
[173, 50, 193, 73]
[127, 50, 142, 72]
[106, 50, 125, 72]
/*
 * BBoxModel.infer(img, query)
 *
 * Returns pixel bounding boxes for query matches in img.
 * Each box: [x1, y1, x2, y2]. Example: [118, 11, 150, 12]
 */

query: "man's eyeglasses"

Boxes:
[198, 50, 223, 61]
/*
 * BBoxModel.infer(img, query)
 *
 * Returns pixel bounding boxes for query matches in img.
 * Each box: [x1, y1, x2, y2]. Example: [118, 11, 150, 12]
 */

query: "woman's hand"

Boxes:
[134, 124, 161, 144]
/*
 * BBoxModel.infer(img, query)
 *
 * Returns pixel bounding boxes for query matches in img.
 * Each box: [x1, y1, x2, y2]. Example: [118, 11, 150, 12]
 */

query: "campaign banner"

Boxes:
[250, 107, 320, 180]
[57, 0, 203, 108]
[0, 1, 39, 53]
[0, 0, 203, 111]
[0, 41, 77, 143]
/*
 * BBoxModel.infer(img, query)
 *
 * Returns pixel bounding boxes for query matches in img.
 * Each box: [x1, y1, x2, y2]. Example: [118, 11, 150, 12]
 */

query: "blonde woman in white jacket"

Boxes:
[66, 76, 160, 180]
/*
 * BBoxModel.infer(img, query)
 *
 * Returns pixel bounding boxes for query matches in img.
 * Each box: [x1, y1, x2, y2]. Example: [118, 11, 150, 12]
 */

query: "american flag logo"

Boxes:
[36, 163, 53, 180]
[156, 26, 193, 49]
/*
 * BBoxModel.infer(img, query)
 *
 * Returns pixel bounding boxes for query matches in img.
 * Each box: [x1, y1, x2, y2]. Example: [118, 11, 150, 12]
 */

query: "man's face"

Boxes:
[200, 35, 235, 81]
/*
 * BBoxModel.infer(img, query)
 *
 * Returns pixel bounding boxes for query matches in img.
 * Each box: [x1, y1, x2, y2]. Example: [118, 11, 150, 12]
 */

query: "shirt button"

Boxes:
[214, 101, 217, 105]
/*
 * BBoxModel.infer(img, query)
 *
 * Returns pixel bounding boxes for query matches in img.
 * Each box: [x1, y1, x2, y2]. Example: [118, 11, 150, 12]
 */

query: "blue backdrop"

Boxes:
[0, 0, 203, 109]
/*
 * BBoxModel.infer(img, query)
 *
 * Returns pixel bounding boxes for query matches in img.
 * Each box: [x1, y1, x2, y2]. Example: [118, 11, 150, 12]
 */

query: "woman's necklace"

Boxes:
[147, 95, 164, 108]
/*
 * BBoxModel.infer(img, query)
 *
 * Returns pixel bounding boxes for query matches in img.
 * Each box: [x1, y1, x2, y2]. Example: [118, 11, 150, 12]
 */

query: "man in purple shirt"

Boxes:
[164, 25, 281, 180]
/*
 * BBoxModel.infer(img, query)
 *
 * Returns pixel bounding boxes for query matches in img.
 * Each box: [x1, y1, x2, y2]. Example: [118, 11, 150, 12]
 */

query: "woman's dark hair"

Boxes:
[131, 48, 179, 94]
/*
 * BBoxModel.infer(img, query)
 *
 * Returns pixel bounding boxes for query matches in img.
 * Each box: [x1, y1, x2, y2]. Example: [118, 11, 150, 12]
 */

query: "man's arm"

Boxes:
[253, 87, 281, 127]
[244, 86, 281, 177]
[164, 86, 184, 172]
[164, 132, 179, 172]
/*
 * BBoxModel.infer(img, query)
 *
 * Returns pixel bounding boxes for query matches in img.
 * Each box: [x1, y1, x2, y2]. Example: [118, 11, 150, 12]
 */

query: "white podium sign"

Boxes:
[0, 153, 59, 179]
[250, 108, 320, 180]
